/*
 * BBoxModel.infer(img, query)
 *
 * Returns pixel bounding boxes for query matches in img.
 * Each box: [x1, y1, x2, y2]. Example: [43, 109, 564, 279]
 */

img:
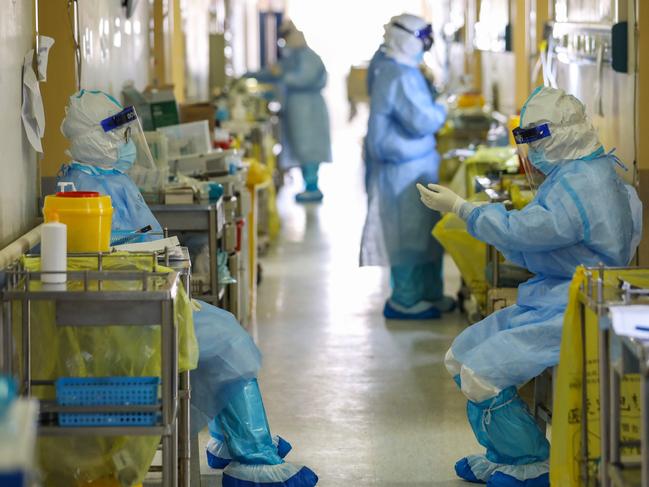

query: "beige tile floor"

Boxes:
[197, 132, 480, 486]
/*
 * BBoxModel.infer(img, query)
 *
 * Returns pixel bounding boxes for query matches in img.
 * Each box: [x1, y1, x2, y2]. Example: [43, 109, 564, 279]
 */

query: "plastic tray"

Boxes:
[55, 377, 159, 427]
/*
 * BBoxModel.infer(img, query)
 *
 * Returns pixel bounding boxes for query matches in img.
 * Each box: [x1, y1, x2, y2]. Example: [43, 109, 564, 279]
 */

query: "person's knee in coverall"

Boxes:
[57, 90, 318, 487]
[418, 86, 643, 486]
[360, 13, 454, 320]
[249, 20, 331, 203]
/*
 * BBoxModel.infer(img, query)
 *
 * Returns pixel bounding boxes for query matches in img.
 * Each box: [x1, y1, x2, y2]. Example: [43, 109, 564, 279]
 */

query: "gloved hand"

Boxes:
[416, 183, 466, 214]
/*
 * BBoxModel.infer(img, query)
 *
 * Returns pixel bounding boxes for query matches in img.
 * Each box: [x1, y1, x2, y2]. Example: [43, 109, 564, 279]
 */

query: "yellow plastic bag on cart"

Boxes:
[12, 253, 198, 487]
[433, 213, 487, 308]
[551, 267, 641, 486]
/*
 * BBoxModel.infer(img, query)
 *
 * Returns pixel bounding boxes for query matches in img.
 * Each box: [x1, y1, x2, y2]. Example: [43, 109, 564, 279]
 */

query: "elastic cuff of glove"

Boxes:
[457, 201, 476, 221]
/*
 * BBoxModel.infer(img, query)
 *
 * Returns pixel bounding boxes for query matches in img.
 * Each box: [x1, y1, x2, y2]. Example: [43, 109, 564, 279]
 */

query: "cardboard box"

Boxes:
[180, 102, 216, 137]
[347, 66, 369, 103]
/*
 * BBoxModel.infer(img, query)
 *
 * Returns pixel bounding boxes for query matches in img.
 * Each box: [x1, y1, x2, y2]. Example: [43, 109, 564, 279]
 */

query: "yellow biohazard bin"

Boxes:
[43, 191, 113, 252]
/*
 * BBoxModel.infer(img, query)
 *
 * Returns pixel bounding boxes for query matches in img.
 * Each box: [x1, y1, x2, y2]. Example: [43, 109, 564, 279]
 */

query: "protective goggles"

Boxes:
[100, 106, 137, 133]
[512, 123, 551, 145]
[393, 22, 434, 51]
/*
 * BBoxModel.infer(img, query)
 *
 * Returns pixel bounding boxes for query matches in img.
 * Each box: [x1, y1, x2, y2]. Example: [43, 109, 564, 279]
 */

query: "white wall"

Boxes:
[78, 0, 151, 97]
[184, 0, 211, 101]
[481, 51, 517, 115]
[0, 0, 39, 248]
[554, 62, 636, 180]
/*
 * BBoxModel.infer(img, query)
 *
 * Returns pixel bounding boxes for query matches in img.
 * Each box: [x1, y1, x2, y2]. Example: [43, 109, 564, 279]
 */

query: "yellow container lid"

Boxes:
[43, 191, 113, 214]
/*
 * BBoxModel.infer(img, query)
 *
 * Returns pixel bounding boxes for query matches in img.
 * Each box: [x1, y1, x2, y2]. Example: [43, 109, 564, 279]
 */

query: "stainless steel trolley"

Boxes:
[577, 266, 648, 487]
[1, 252, 187, 487]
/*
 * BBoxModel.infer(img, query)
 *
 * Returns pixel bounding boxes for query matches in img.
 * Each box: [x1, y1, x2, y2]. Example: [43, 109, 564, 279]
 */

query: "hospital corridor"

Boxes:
[2, 0, 649, 486]
[253, 137, 471, 487]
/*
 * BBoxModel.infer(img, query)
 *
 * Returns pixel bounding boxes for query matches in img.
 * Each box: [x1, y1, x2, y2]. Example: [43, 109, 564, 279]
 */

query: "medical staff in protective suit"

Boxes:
[251, 20, 331, 203]
[58, 90, 318, 487]
[418, 86, 642, 486]
[360, 13, 454, 320]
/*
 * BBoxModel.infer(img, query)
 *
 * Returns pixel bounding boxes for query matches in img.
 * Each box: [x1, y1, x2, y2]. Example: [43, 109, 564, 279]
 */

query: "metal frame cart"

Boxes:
[150, 201, 225, 307]
[576, 266, 649, 487]
[484, 243, 519, 315]
[608, 314, 649, 487]
[203, 171, 251, 327]
[1, 252, 186, 487]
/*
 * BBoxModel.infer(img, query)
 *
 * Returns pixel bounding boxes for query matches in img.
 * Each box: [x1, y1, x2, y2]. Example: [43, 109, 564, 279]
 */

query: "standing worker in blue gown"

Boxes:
[418, 86, 642, 486]
[58, 90, 318, 487]
[251, 20, 331, 203]
[360, 13, 454, 320]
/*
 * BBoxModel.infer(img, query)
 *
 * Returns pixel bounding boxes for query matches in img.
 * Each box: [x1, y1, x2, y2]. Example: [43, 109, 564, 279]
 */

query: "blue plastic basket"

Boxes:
[55, 377, 159, 427]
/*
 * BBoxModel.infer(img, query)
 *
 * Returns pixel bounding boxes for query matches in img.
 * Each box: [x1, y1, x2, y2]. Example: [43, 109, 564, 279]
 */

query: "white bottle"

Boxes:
[41, 220, 67, 284]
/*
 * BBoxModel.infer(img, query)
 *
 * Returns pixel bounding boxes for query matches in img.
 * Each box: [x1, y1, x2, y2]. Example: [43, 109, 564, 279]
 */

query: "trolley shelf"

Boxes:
[1, 252, 184, 487]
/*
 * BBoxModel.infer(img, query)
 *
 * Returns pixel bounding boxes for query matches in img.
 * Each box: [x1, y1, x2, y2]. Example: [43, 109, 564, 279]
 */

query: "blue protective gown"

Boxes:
[360, 54, 447, 271]
[453, 155, 641, 389]
[366, 46, 386, 94]
[258, 47, 331, 170]
[362, 47, 386, 192]
[448, 154, 642, 483]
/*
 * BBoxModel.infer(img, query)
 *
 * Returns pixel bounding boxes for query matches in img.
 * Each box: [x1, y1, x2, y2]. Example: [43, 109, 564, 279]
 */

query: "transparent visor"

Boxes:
[516, 143, 545, 194]
[101, 106, 166, 192]
[512, 123, 550, 194]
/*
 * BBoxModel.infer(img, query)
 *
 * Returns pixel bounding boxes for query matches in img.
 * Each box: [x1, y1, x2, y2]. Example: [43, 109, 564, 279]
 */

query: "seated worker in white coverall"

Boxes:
[418, 87, 642, 486]
[57, 90, 318, 487]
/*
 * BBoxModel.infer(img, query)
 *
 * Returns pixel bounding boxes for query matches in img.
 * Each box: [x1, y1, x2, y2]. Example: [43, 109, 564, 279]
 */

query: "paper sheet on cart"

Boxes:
[112, 236, 182, 257]
[609, 305, 649, 340]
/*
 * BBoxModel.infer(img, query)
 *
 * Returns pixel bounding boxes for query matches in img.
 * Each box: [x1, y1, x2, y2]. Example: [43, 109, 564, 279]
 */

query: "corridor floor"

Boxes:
[250, 150, 478, 486]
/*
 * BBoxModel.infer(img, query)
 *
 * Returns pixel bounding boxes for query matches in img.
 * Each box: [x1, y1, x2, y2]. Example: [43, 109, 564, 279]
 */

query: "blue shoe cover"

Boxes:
[487, 471, 549, 487]
[295, 190, 323, 203]
[486, 463, 549, 487]
[222, 462, 318, 487]
[207, 435, 293, 470]
[207, 434, 231, 469]
[455, 455, 501, 484]
[455, 458, 484, 483]
[383, 300, 441, 320]
[276, 436, 293, 459]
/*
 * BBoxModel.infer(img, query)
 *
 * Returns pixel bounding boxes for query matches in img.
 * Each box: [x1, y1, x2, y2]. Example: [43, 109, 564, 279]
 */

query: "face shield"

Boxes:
[512, 123, 550, 193]
[101, 106, 166, 194]
[393, 22, 434, 51]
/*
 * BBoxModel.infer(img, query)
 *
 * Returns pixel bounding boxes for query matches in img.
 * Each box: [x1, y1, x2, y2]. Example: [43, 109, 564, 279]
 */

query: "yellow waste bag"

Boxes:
[14, 254, 198, 486]
[551, 267, 641, 486]
[433, 213, 487, 308]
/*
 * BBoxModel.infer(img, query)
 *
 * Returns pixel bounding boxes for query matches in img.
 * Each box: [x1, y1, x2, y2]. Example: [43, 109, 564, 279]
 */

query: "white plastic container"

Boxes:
[41, 221, 67, 284]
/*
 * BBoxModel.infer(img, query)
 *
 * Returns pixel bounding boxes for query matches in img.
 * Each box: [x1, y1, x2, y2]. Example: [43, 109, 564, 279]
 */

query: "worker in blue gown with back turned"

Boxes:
[249, 19, 331, 203]
[418, 86, 642, 486]
[360, 13, 454, 320]
[57, 90, 318, 487]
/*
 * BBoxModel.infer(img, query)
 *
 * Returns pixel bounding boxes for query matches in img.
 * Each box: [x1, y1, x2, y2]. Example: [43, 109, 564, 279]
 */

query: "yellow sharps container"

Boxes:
[43, 191, 113, 252]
